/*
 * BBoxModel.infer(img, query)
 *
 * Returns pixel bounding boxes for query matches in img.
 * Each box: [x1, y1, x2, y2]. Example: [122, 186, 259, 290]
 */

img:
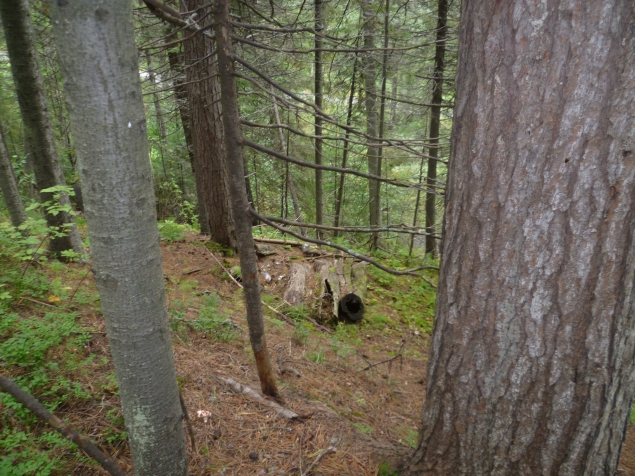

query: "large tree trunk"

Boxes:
[0, 120, 26, 229]
[167, 49, 210, 233]
[0, 0, 83, 258]
[49, 2, 187, 475]
[183, 0, 236, 248]
[214, 0, 279, 398]
[409, 1, 635, 475]
[362, 0, 381, 250]
[423, 0, 448, 258]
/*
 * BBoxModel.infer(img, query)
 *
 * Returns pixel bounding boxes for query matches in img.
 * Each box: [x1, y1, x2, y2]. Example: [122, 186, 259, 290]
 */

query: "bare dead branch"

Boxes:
[215, 376, 299, 419]
[250, 210, 438, 286]
[0, 374, 126, 476]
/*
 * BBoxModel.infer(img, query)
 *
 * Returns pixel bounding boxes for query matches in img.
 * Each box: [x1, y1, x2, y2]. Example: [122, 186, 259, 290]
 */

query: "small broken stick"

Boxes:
[216, 376, 299, 419]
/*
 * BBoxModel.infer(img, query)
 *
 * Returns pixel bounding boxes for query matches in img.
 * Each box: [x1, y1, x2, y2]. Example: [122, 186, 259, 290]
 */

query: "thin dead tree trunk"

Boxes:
[409, 1, 635, 474]
[49, 1, 187, 474]
[377, 0, 390, 243]
[0, 0, 83, 259]
[144, 50, 168, 178]
[0, 120, 26, 228]
[333, 55, 358, 238]
[423, 0, 447, 258]
[314, 0, 324, 238]
[183, 0, 236, 248]
[362, 0, 381, 250]
[214, 0, 279, 398]
[271, 86, 305, 236]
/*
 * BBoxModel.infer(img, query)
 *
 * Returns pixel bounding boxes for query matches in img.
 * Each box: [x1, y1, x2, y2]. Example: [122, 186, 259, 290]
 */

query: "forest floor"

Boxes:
[3, 229, 635, 475]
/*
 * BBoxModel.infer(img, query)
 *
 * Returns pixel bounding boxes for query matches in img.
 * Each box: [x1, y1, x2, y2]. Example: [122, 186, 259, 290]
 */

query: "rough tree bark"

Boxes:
[0, 0, 83, 258]
[409, 1, 635, 475]
[166, 49, 209, 232]
[0, 121, 26, 228]
[214, 0, 279, 398]
[183, 0, 236, 248]
[362, 0, 381, 249]
[423, 0, 448, 258]
[49, 2, 187, 475]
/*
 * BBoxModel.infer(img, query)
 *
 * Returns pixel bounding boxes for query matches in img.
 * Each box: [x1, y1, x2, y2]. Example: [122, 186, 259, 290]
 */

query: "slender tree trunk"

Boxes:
[145, 50, 168, 178]
[409, 1, 635, 474]
[377, 0, 390, 241]
[0, 0, 83, 259]
[362, 0, 381, 249]
[214, 0, 279, 398]
[423, 0, 447, 258]
[333, 55, 358, 238]
[0, 120, 26, 228]
[271, 87, 305, 236]
[314, 0, 324, 238]
[49, 1, 187, 475]
[167, 49, 209, 233]
[183, 0, 236, 248]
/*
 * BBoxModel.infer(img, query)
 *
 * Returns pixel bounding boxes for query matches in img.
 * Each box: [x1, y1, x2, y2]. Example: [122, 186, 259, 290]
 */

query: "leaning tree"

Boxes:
[409, 0, 635, 474]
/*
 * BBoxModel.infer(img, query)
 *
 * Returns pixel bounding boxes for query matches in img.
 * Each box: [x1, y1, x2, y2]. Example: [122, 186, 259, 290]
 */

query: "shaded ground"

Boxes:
[4, 230, 635, 474]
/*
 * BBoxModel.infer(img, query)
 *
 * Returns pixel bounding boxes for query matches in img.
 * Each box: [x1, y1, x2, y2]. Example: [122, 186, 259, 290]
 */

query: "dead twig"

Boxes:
[303, 445, 337, 475]
[182, 268, 202, 276]
[0, 374, 126, 476]
[360, 340, 406, 372]
[215, 376, 299, 419]
[179, 391, 196, 453]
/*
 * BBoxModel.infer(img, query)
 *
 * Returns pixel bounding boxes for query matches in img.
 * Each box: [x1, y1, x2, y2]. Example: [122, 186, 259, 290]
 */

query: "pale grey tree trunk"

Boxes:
[48, 2, 187, 475]
[0, 0, 83, 258]
[362, 0, 381, 249]
[214, 0, 279, 398]
[409, 1, 635, 475]
[0, 121, 26, 228]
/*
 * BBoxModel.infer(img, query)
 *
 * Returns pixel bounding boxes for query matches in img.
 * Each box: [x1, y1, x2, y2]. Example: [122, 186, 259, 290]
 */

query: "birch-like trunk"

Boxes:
[0, 0, 83, 258]
[49, 2, 187, 474]
[410, 1, 635, 474]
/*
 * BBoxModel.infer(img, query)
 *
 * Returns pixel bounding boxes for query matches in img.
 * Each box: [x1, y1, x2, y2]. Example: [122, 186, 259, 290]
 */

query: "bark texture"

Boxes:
[410, 1, 635, 475]
[0, 0, 83, 257]
[49, 2, 187, 475]
[214, 0, 279, 398]
[167, 49, 209, 233]
[0, 121, 26, 228]
[183, 0, 236, 248]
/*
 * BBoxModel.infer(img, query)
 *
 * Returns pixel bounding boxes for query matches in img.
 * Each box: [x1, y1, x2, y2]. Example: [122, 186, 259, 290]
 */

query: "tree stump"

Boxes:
[283, 262, 310, 306]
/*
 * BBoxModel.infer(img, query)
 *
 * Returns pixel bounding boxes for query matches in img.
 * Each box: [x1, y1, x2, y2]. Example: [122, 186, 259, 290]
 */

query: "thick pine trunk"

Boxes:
[423, 0, 447, 258]
[182, 0, 236, 248]
[0, 121, 26, 228]
[49, 2, 187, 474]
[214, 0, 279, 398]
[167, 49, 210, 233]
[0, 0, 83, 258]
[410, 1, 635, 475]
